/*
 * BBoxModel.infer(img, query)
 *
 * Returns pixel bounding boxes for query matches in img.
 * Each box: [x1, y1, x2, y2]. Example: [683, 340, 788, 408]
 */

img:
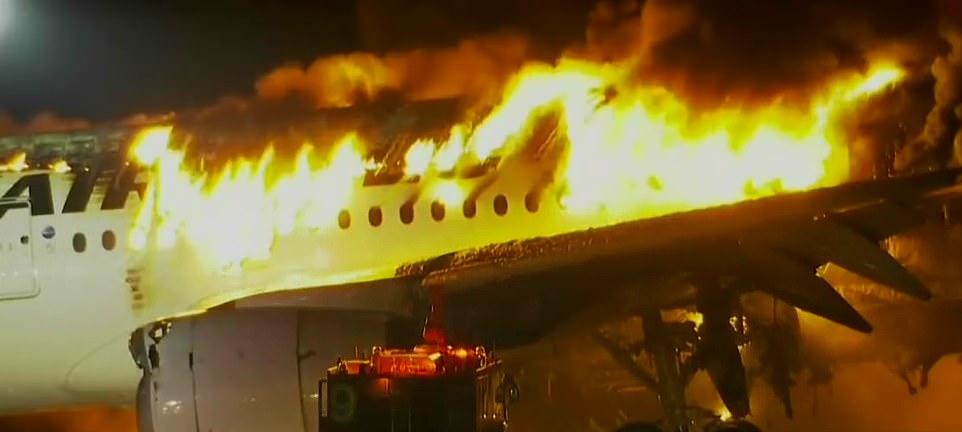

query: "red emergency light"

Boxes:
[330, 344, 488, 379]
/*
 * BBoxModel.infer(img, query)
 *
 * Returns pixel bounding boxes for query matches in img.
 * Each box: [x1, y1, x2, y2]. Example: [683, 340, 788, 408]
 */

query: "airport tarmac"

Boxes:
[2, 338, 961, 432]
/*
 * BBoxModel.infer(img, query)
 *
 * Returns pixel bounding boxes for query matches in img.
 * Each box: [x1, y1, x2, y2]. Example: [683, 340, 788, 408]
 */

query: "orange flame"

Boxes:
[49, 160, 71, 173]
[129, 58, 904, 270]
[0, 152, 27, 172]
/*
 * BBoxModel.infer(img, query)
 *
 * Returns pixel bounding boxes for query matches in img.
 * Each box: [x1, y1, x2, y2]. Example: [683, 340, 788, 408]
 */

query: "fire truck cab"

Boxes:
[319, 344, 518, 432]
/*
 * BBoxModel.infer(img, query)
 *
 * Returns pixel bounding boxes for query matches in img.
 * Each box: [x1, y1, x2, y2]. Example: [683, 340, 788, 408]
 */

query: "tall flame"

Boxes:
[129, 58, 904, 270]
[131, 130, 368, 270]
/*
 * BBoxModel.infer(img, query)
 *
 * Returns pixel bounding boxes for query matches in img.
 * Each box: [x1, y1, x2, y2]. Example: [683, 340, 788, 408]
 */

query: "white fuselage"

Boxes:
[0, 169, 142, 413]
[0, 153, 648, 415]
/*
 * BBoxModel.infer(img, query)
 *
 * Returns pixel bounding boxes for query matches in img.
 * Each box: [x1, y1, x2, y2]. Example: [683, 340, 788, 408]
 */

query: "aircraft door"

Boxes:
[0, 198, 38, 299]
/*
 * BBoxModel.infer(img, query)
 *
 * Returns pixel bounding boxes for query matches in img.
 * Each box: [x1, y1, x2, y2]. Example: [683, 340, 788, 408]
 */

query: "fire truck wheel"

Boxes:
[614, 421, 662, 432]
[329, 383, 357, 423]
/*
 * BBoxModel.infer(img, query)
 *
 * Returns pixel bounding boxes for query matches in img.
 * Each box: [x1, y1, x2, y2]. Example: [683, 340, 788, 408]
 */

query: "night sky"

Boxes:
[0, 0, 363, 121]
[0, 0, 594, 124]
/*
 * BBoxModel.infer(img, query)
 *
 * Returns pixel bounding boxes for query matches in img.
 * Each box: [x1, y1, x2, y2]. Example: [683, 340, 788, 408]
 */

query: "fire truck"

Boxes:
[319, 343, 518, 432]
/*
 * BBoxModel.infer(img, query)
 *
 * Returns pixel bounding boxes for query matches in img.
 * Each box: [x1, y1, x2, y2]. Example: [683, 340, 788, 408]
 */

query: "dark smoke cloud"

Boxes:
[570, 0, 946, 107]
[353, 0, 593, 53]
[252, 0, 598, 111]
[245, 0, 962, 161]
[555, 0, 962, 175]
[271, 0, 944, 111]
[895, 22, 962, 171]
[254, 33, 532, 109]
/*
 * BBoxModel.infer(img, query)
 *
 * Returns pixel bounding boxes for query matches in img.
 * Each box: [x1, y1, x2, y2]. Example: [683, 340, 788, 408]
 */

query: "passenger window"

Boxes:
[493, 195, 508, 216]
[72, 233, 87, 253]
[102, 230, 117, 251]
[524, 191, 539, 213]
[430, 201, 445, 222]
[463, 200, 477, 219]
[337, 210, 351, 229]
[368, 206, 383, 227]
[400, 203, 414, 225]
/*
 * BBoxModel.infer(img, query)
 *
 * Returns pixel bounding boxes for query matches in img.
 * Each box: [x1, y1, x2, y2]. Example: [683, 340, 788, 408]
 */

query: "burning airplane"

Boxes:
[2, 1, 962, 431]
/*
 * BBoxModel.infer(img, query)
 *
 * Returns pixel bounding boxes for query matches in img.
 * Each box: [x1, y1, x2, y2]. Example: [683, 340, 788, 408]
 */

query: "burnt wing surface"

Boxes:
[397, 169, 962, 348]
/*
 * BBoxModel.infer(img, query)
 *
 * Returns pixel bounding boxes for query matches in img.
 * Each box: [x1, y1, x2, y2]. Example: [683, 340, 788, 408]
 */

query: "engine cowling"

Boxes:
[134, 308, 392, 432]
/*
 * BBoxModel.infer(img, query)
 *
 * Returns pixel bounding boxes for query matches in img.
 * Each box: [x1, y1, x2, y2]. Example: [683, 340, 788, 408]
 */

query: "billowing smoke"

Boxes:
[895, 23, 962, 170]
[254, 33, 532, 109]
[255, 0, 949, 112]
[0, 111, 91, 135]
[568, 0, 943, 107]
[539, 0, 962, 177]
[43, 0, 960, 173]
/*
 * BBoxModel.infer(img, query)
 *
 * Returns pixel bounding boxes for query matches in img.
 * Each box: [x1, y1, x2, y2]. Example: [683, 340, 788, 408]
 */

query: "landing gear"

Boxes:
[594, 289, 763, 432]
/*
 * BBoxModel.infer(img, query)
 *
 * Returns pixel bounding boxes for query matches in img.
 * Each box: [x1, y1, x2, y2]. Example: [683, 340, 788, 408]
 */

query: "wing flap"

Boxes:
[762, 219, 930, 300]
[828, 200, 925, 242]
[738, 243, 873, 333]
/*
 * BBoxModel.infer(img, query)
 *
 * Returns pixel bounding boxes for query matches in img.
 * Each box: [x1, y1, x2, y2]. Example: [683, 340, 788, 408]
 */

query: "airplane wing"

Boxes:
[397, 168, 962, 347]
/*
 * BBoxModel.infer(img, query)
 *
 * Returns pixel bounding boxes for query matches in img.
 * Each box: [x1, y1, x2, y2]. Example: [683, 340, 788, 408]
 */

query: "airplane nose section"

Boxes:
[63, 334, 140, 397]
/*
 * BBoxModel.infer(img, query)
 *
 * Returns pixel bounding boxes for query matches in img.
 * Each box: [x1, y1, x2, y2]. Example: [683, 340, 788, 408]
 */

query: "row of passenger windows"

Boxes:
[19, 229, 118, 253]
[72, 230, 118, 253]
[336, 192, 542, 229]
[16, 193, 543, 250]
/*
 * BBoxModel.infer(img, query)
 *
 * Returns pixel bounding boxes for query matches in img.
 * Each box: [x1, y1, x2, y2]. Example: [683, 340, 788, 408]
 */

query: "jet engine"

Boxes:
[132, 308, 394, 432]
